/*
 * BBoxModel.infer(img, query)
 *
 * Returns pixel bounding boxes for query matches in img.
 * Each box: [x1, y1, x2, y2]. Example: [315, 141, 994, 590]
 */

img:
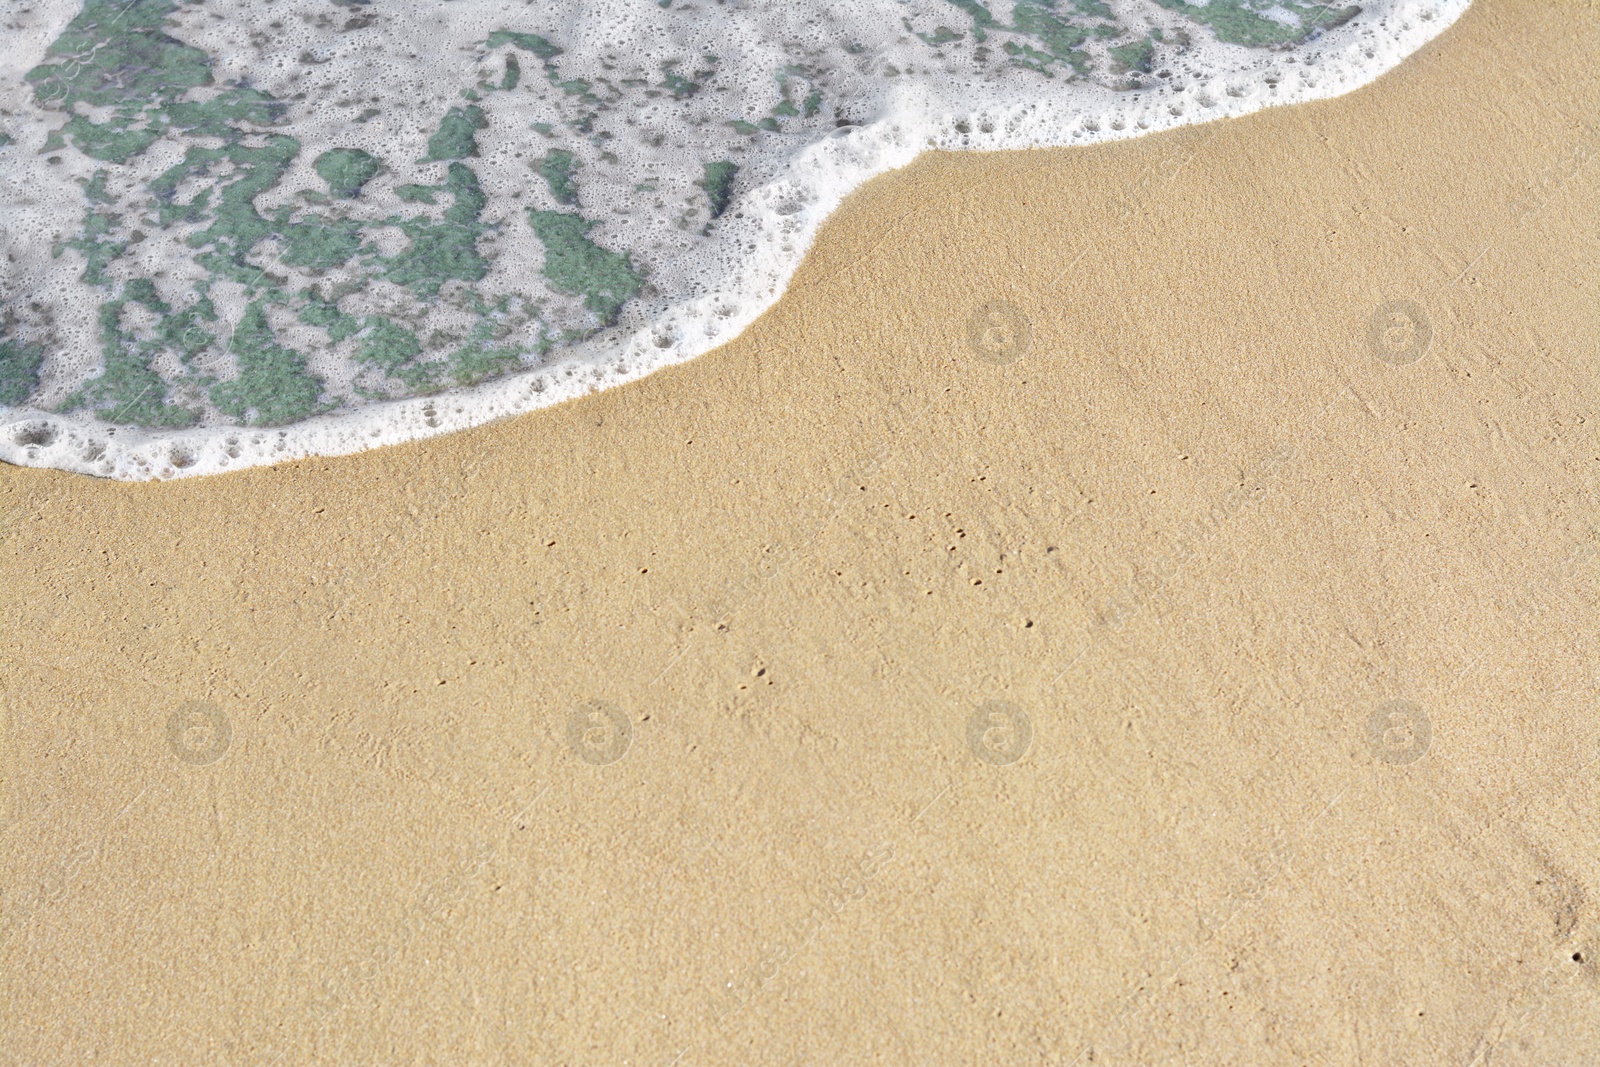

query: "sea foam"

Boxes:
[0, 0, 1468, 479]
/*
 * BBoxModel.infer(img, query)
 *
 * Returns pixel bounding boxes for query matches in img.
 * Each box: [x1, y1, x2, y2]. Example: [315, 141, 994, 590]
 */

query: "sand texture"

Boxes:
[2, 1, 1597, 1063]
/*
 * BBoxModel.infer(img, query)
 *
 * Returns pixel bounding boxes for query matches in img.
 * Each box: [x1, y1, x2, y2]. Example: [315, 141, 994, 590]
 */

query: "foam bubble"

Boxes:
[0, 0, 1469, 479]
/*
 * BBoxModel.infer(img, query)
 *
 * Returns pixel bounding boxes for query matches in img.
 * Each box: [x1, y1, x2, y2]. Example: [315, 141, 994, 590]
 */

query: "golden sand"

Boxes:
[3, 1, 1597, 1062]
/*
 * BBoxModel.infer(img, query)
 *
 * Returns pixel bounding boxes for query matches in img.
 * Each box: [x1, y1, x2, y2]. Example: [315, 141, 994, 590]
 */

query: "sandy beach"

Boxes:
[3, 0, 1597, 1062]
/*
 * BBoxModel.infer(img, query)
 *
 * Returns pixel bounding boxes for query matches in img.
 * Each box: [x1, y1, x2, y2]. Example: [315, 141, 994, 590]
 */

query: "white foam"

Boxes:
[0, 0, 1470, 479]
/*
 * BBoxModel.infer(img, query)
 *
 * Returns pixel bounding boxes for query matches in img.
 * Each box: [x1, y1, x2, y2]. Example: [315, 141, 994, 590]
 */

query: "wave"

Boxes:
[0, 0, 1468, 479]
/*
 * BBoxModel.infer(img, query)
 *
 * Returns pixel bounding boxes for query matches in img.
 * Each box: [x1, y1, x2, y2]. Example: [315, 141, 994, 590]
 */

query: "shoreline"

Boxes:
[0, 0, 1470, 482]
[3, 2, 1597, 1064]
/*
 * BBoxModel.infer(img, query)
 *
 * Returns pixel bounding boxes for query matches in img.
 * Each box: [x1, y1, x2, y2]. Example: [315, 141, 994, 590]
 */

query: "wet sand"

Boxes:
[2, 1, 1597, 1062]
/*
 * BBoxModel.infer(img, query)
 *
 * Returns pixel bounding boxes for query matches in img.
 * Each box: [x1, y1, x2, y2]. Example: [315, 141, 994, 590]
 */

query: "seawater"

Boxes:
[0, 0, 1467, 479]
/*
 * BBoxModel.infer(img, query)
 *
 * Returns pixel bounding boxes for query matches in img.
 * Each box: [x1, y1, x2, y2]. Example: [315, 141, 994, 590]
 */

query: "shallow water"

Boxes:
[0, 0, 1467, 479]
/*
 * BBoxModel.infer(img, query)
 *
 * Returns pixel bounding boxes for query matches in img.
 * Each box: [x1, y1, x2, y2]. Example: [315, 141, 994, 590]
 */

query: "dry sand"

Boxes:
[3, 1, 1598, 1062]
